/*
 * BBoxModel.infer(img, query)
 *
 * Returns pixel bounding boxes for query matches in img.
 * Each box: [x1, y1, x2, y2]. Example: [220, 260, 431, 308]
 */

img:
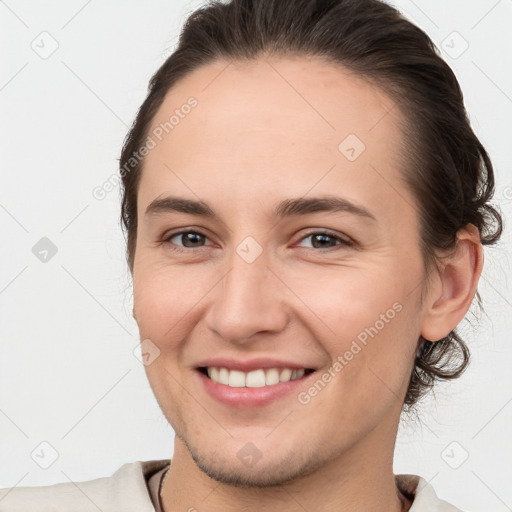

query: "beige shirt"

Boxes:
[0, 459, 463, 511]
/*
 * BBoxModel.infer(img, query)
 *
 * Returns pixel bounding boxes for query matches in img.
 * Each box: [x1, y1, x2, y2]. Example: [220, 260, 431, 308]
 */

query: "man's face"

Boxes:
[132, 56, 428, 486]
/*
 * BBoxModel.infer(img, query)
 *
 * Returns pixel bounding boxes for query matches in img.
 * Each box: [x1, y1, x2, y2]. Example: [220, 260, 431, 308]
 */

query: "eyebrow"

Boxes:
[145, 195, 377, 222]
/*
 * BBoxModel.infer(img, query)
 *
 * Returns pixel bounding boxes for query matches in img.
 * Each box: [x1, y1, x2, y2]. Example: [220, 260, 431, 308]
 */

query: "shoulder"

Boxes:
[0, 459, 170, 512]
[396, 473, 465, 512]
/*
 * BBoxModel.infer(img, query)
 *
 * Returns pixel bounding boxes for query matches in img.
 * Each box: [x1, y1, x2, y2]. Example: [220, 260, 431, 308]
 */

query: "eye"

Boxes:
[296, 231, 354, 250]
[162, 230, 214, 250]
[161, 229, 354, 252]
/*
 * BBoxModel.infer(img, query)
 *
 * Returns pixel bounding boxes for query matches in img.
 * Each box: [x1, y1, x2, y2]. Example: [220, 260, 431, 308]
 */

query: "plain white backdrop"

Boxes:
[1, 1, 511, 510]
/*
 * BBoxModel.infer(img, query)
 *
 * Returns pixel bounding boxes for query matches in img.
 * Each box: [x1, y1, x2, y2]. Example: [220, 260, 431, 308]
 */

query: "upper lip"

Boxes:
[196, 357, 317, 372]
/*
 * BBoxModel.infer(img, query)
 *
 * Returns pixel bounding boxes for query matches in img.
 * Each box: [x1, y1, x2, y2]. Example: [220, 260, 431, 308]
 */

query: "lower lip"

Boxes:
[196, 369, 315, 409]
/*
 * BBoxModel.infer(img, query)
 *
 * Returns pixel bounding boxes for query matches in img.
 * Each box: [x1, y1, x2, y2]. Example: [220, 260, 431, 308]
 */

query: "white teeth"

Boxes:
[218, 367, 229, 385]
[279, 368, 292, 382]
[205, 367, 310, 387]
[246, 369, 266, 388]
[228, 370, 246, 388]
[265, 368, 280, 386]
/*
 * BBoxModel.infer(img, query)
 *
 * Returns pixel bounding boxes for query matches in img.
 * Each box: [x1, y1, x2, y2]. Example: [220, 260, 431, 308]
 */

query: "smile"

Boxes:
[196, 366, 317, 409]
[201, 367, 315, 387]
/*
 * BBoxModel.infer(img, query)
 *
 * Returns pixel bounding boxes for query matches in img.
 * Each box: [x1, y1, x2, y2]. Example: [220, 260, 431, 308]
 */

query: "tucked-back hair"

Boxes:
[119, 0, 502, 409]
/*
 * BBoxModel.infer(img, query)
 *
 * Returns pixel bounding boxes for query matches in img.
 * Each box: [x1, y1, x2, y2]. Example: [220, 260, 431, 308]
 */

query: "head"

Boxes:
[120, 0, 502, 487]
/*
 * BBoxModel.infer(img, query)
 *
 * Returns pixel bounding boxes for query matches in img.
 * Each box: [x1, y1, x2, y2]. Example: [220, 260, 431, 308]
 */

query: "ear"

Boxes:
[132, 307, 137, 320]
[421, 223, 483, 342]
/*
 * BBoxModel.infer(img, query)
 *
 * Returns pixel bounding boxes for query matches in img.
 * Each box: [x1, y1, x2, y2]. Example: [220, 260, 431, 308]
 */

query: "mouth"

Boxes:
[197, 366, 316, 388]
[194, 358, 320, 408]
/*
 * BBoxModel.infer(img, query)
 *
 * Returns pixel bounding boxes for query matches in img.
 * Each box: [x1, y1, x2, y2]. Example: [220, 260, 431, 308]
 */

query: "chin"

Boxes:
[185, 436, 323, 488]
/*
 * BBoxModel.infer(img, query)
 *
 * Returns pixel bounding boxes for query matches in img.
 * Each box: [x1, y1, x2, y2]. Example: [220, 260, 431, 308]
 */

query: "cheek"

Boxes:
[132, 262, 202, 348]
[132, 265, 201, 419]
[293, 266, 419, 389]
[289, 264, 405, 339]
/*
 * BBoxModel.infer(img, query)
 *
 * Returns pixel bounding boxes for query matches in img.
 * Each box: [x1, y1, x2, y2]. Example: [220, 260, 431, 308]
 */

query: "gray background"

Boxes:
[1, 1, 511, 510]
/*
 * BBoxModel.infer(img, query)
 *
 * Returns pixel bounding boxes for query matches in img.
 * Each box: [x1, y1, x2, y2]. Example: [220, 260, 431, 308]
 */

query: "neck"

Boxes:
[160, 416, 411, 512]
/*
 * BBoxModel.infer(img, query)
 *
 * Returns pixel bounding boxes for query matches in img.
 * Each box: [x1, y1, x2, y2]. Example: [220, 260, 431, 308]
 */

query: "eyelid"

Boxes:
[294, 229, 355, 249]
[161, 228, 214, 248]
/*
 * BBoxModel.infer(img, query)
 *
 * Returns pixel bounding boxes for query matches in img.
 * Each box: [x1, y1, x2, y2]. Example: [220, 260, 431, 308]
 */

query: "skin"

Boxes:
[131, 56, 483, 512]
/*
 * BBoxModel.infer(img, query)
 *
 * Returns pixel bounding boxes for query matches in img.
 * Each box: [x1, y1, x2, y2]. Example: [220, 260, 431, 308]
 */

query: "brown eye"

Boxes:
[163, 230, 213, 249]
[296, 231, 353, 250]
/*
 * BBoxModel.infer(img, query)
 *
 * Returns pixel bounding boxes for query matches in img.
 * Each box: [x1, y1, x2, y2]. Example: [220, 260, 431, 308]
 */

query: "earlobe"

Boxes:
[420, 224, 483, 342]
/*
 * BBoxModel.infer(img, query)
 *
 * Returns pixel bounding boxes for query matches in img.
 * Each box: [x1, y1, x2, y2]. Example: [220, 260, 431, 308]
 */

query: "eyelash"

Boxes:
[161, 229, 354, 252]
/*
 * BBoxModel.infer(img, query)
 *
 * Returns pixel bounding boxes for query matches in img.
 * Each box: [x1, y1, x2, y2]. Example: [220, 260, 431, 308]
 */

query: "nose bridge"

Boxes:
[205, 242, 288, 343]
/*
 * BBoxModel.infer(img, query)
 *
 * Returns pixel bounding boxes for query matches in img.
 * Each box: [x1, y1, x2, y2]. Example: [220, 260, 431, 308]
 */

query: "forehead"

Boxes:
[139, 56, 413, 224]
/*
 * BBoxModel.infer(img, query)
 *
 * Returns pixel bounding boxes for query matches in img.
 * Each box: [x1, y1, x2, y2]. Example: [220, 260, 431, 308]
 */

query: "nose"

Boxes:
[204, 247, 289, 345]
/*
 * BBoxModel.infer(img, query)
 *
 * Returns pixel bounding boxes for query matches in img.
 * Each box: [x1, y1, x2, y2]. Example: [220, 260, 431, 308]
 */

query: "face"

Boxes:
[132, 56, 429, 486]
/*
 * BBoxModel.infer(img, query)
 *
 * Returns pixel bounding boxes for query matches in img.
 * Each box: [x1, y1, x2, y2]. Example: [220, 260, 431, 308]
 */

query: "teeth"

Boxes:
[246, 369, 266, 388]
[265, 368, 280, 385]
[228, 370, 246, 388]
[205, 367, 309, 387]
[279, 368, 292, 382]
[218, 367, 229, 385]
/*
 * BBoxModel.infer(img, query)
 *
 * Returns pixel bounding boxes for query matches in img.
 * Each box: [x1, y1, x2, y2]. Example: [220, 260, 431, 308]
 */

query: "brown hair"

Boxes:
[119, 0, 502, 409]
